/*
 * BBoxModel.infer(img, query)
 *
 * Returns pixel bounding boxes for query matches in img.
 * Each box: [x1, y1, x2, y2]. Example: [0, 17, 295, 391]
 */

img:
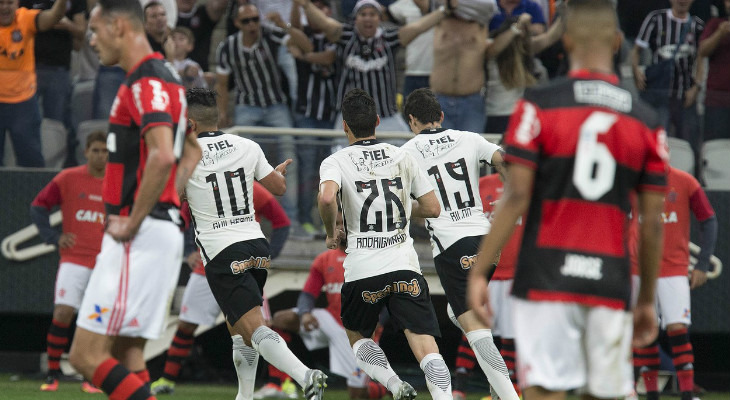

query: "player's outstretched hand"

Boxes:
[301, 312, 320, 331]
[106, 215, 139, 243]
[632, 302, 658, 347]
[690, 269, 708, 289]
[276, 159, 293, 176]
[57, 232, 76, 249]
[466, 274, 493, 327]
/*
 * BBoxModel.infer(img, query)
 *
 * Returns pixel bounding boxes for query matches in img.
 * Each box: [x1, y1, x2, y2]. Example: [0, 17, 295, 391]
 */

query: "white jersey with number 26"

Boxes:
[402, 128, 501, 257]
[186, 131, 274, 265]
[319, 139, 434, 282]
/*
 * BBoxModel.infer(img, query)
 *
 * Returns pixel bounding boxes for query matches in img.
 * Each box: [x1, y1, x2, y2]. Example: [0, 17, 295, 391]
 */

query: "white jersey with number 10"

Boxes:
[402, 128, 501, 257]
[319, 140, 434, 282]
[186, 132, 274, 265]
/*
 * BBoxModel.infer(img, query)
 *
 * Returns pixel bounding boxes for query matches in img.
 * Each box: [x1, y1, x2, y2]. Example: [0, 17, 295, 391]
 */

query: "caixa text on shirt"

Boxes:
[361, 279, 422, 304]
[230, 256, 271, 274]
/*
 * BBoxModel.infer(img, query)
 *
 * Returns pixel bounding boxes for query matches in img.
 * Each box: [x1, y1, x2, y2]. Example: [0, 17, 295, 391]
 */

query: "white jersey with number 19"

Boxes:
[186, 131, 274, 265]
[402, 128, 501, 257]
[319, 139, 434, 282]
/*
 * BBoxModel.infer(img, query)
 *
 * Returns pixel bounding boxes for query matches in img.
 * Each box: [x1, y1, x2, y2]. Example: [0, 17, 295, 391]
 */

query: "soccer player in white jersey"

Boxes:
[184, 88, 327, 400]
[401, 88, 518, 400]
[318, 88, 451, 400]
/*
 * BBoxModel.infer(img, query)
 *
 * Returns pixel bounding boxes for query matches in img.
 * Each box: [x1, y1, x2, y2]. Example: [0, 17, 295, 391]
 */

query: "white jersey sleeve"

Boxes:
[402, 128, 500, 257]
[319, 156, 342, 188]
[185, 132, 268, 264]
[408, 153, 434, 199]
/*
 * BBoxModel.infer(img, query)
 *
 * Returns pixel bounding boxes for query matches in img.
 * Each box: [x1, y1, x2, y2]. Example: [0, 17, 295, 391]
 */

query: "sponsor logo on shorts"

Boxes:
[87, 305, 110, 323]
[460, 254, 478, 270]
[560, 254, 603, 280]
[361, 279, 421, 304]
[230, 256, 271, 274]
[683, 308, 691, 319]
[58, 288, 66, 298]
[128, 318, 140, 328]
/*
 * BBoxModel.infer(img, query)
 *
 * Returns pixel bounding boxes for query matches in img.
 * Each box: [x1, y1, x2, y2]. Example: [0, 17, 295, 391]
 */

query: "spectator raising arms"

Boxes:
[0, 0, 74, 167]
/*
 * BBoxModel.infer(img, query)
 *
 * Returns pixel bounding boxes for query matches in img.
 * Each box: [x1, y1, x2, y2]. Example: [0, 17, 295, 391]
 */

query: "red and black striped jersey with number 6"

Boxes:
[504, 70, 669, 311]
[103, 53, 188, 217]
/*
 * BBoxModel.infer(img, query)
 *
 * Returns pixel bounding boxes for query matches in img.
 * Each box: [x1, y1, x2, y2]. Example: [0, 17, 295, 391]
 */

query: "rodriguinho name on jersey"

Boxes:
[212, 214, 255, 229]
[356, 232, 407, 249]
[361, 278, 421, 304]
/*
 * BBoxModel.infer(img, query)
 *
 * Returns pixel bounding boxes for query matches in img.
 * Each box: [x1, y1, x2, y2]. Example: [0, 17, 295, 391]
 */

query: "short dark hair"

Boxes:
[171, 26, 195, 45]
[98, 0, 145, 25]
[341, 89, 377, 138]
[86, 131, 107, 149]
[186, 88, 219, 127]
[143, 1, 164, 19]
[403, 88, 442, 125]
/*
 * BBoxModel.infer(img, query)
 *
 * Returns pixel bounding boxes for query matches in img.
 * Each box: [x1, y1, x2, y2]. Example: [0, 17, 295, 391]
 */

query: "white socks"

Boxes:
[352, 338, 402, 394]
[251, 326, 309, 388]
[420, 353, 452, 400]
[466, 329, 519, 400]
[232, 335, 259, 400]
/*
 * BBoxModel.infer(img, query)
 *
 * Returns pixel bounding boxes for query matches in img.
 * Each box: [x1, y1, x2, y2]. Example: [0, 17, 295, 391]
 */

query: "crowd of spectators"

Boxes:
[1, 0, 728, 234]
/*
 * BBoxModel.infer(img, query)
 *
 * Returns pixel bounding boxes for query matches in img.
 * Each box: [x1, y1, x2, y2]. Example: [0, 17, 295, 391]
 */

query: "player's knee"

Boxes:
[53, 305, 76, 324]
[178, 320, 198, 334]
[665, 322, 688, 332]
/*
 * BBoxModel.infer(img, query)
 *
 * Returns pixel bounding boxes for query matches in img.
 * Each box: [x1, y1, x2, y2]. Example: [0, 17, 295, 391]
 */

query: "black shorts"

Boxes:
[204, 238, 270, 326]
[434, 235, 495, 318]
[341, 270, 440, 338]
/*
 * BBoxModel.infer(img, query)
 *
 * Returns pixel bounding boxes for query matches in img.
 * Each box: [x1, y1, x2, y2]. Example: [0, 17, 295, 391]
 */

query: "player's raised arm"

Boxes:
[259, 159, 292, 196]
[411, 191, 440, 218]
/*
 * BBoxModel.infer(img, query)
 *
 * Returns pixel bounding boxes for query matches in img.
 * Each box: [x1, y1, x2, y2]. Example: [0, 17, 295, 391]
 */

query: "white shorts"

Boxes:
[631, 276, 691, 328]
[488, 279, 515, 338]
[656, 276, 691, 327]
[299, 308, 367, 388]
[513, 299, 633, 398]
[179, 273, 221, 326]
[54, 262, 94, 309]
[76, 218, 183, 340]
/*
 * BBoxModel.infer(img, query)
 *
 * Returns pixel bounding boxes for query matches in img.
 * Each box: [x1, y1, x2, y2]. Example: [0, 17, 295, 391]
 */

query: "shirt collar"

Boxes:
[569, 69, 619, 85]
[418, 127, 447, 135]
[350, 138, 380, 146]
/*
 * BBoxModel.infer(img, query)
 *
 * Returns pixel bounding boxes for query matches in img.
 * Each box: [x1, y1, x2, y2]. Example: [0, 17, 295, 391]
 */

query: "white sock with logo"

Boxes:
[466, 329, 519, 400]
[420, 353, 452, 400]
[251, 326, 308, 388]
[232, 335, 259, 400]
[352, 338, 402, 394]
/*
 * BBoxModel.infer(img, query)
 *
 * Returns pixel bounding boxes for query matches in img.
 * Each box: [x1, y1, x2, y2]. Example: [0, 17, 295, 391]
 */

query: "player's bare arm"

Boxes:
[468, 163, 534, 326]
[491, 149, 507, 182]
[215, 73, 231, 127]
[107, 126, 177, 242]
[397, 0, 454, 47]
[294, 0, 343, 43]
[259, 159, 293, 196]
[318, 180, 341, 249]
[411, 191, 440, 218]
[633, 190, 665, 347]
[37, 0, 70, 32]
[175, 131, 203, 200]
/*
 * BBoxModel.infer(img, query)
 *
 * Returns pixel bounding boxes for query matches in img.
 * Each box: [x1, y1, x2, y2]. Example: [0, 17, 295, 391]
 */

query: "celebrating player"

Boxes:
[183, 88, 327, 400]
[32, 132, 108, 394]
[401, 88, 517, 400]
[467, 1, 669, 399]
[151, 181, 291, 396]
[67, 1, 202, 399]
[318, 88, 450, 400]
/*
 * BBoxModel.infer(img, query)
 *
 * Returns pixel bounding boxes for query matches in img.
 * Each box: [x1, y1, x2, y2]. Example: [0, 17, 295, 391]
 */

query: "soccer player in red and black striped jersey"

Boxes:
[468, 1, 669, 399]
[67, 1, 202, 400]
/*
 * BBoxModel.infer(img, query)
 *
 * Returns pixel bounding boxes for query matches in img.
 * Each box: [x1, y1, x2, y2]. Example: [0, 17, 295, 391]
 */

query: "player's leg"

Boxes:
[152, 271, 220, 395]
[112, 336, 150, 383]
[205, 240, 326, 399]
[659, 277, 694, 400]
[69, 328, 152, 399]
[584, 306, 633, 400]
[42, 262, 92, 391]
[435, 237, 516, 400]
[491, 279, 521, 397]
[387, 271, 451, 400]
[70, 233, 159, 399]
[512, 299, 586, 400]
[227, 321, 260, 400]
[341, 274, 413, 400]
